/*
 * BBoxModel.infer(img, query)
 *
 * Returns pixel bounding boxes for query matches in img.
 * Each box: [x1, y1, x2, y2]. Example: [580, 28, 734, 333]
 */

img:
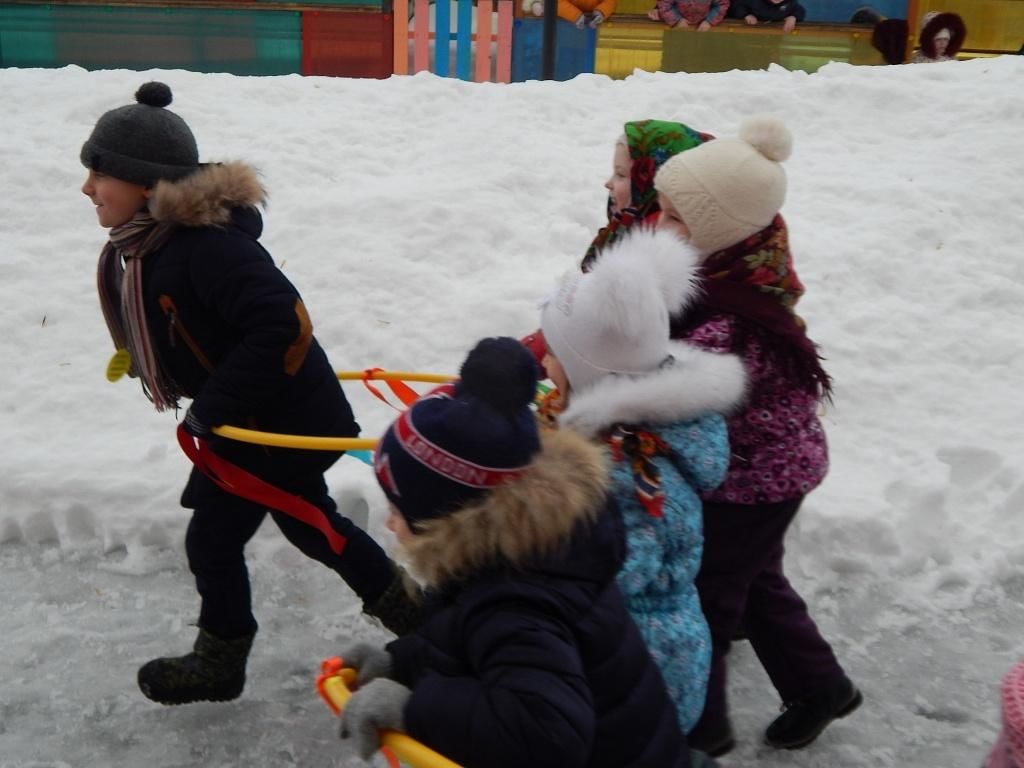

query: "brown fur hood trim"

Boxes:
[401, 428, 609, 589]
[150, 161, 266, 227]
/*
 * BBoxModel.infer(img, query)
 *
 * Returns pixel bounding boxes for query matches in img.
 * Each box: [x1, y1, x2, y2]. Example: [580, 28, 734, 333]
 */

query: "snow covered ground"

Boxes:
[2, 55, 1023, 767]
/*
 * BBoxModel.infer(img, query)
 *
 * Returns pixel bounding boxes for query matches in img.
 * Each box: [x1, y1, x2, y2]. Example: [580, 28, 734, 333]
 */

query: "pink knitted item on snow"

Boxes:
[1003, 660, 1024, 766]
[987, 660, 1024, 768]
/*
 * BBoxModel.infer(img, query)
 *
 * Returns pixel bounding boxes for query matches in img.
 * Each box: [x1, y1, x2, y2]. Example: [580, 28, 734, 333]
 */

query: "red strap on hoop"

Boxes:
[177, 425, 347, 555]
[361, 368, 422, 411]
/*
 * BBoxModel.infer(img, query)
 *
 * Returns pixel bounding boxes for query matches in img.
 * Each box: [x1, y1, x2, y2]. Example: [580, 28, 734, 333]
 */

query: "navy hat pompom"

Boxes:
[375, 337, 541, 531]
[459, 337, 538, 415]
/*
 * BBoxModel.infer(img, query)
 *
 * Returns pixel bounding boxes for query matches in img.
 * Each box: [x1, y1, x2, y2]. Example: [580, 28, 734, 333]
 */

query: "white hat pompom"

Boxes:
[601, 228, 701, 318]
[739, 117, 793, 163]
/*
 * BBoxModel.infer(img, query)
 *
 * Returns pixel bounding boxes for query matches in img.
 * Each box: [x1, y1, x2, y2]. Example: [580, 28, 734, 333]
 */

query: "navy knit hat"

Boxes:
[375, 338, 541, 531]
[80, 82, 199, 187]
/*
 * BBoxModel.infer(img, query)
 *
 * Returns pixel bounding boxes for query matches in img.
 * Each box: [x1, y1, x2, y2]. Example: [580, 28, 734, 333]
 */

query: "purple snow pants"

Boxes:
[694, 496, 846, 728]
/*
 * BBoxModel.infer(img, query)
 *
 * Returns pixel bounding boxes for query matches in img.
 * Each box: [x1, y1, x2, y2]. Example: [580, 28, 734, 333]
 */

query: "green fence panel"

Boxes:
[0, 4, 302, 74]
[0, 4, 56, 66]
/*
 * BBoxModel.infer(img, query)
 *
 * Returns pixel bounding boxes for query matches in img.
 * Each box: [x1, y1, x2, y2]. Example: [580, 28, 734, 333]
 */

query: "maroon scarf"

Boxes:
[671, 215, 832, 398]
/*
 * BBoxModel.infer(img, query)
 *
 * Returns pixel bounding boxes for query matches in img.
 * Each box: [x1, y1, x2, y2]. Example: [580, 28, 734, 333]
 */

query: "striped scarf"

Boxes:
[537, 389, 670, 518]
[96, 211, 179, 411]
[605, 425, 672, 518]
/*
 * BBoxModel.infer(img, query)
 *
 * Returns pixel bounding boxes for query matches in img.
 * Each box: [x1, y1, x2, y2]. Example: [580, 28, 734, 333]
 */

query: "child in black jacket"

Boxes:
[334, 338, 696, 768]
[81, 82, 419, 707]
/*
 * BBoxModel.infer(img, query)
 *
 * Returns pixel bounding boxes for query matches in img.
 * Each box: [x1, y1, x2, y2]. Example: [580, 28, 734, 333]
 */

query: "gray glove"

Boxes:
[336, 641, 393, 687]
[339, 678, 412, 760]
[588, 10, 605, 27]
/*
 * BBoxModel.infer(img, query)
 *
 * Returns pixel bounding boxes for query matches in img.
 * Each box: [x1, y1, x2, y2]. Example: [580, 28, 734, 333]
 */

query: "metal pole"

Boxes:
[541, 0, 557, 79]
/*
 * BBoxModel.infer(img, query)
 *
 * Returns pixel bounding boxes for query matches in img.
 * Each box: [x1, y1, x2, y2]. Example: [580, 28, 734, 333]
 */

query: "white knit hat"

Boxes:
[654, 116, 792, 256]
[540, 228, 700, 393]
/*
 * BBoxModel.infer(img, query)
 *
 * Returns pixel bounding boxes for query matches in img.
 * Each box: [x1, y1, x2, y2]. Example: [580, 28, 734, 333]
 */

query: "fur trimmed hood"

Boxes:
[150, 161, 266, 227]
[401, 428, 610, 588]
[558, 340, 747, 438]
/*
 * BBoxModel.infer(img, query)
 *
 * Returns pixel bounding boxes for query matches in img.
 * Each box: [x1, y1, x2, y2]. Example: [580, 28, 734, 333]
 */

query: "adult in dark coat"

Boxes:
[335, 339, 692, 768]
[82, 83, 417, 708]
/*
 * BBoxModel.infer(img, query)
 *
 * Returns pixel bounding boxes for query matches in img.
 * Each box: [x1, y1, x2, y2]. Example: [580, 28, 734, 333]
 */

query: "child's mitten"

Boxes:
[339, 679, 412, 759]
[589, 10, 605, 27]
[335, 642, 393, 687]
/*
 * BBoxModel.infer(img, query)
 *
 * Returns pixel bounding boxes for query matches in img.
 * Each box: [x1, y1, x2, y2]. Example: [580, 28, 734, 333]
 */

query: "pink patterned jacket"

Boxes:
[679, 314, 828, 505]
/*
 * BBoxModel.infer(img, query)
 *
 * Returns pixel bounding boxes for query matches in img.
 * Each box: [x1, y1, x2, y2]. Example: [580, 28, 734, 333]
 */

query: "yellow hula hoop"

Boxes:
[319, 663, 463, 768]
[210, 371, 457, 451]
[211, 425, 378, 451]
[336, 371, 457, 384]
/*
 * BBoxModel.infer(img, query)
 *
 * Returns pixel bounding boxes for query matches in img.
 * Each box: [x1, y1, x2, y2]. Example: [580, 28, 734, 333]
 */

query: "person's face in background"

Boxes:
[934, 31, 951, 57]
[605, 142, 633, 215]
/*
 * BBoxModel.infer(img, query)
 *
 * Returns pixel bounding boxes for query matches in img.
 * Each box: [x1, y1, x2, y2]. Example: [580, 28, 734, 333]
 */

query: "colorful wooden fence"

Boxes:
[393, 0, 514, 82]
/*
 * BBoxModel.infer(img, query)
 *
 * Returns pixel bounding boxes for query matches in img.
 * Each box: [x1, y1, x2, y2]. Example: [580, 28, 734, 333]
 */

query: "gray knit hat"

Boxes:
[80, 82, 199, 187]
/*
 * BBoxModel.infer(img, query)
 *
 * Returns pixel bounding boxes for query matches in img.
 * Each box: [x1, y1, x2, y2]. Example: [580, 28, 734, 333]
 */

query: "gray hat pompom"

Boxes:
[135, 81, 173, 108]
[80, 81, 199, 188]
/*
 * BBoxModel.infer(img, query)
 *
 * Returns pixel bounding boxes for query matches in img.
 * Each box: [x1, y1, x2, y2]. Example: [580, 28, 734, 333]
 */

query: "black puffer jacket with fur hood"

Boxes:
[387, 428, 689, 768]
[143, 162, 358, 492]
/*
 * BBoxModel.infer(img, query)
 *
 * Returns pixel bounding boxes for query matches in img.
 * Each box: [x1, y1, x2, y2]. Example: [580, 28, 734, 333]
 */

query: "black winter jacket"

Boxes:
[143, 162, 358, 493]
[387, 429, 689, 768]
[729, 0, 805, 21]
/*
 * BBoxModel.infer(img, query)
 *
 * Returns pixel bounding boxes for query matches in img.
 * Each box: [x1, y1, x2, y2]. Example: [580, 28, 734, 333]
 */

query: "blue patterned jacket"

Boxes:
[559, 340, 746, 732]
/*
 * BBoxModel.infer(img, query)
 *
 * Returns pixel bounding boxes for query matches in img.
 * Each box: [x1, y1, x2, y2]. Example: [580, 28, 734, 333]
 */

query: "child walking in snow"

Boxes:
[81, 82, 417, 706]
[522, 119, 710, 364]
[333, 337, 693, 768]
[653, 116, 861, 755]
[585, 119, 710, 268]
[536, 227, 747, 737]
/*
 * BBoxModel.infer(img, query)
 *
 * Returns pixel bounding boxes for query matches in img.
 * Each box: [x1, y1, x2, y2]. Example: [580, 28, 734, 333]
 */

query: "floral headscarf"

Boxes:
[582, 120, 710, 271]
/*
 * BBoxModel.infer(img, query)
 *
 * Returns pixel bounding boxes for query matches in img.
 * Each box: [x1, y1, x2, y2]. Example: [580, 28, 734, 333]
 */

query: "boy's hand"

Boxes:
[339, 679, 412, 760]
[697, 20, 711, 31]
[575, 12, 588, 28]
[744, 14, 757, 24]
[783, 15, 796, 32]
[588, 10, 604, 27]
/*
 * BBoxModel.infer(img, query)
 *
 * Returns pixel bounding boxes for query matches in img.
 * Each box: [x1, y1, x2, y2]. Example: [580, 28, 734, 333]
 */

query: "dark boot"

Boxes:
[687, 717, 735, 757]
[138, 628, 254, 705]
[764, 675, 862, 749]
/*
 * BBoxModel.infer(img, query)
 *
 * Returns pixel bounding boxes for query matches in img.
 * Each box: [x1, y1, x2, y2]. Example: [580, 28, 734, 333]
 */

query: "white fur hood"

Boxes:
[559, 340, 747, 438]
